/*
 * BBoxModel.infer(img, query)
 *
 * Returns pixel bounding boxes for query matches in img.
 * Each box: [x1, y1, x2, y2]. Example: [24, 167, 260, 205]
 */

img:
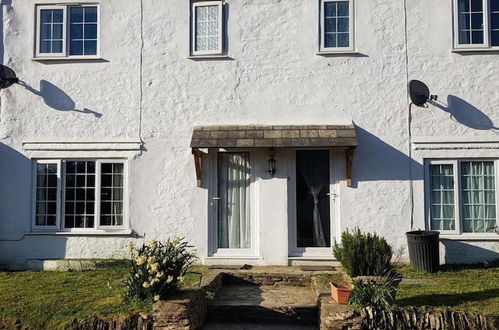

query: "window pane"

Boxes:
[53, 10, 63, 23]
[471, 13, 483, 29]
[471, 0, 483, 11]
[461, 161, 496, 233]
[429, 164, 455, 231]
[491, 8, 499, 46]
[84, 24, 97, 39]
[194, 5, 220, 52]
[337, 18, 349, 32]
[53, 24, 63, 39]
[472, 30, 484, 44]
[52, 41, 63, 53]
[41, 10, 52, 23]
[337, 1, 349, 16]
[100, 163, 125, 226]
[35, 162, 58, 226]
[85, 7, 98, 22]
[84, 41, 97, 55]
[323, 1, 350, 48]
[325, 33, 337, 48]
[70, 41, 84, 55]
[70, 24, 83, 39]
[492, 31, 499, 46]
[338, 33, 349, 47]
[70, 7, 83, 23]
[64, 161, 96, 228]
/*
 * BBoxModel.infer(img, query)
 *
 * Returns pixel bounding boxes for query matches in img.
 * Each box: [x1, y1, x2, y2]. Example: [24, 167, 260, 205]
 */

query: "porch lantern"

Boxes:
[268, 151, 277, 177]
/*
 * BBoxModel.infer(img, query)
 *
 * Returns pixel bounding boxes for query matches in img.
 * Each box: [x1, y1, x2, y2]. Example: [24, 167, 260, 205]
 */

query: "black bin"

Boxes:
[406, 230, 440, 273]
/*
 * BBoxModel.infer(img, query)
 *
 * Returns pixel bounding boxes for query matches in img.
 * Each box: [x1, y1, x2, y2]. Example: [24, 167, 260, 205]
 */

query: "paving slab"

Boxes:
[212, 284, 317, 308]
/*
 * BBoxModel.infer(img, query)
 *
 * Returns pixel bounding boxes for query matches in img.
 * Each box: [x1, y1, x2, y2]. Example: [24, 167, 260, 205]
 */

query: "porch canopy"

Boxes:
[190, 125, 357, 148]
[190, 125, 357, 187]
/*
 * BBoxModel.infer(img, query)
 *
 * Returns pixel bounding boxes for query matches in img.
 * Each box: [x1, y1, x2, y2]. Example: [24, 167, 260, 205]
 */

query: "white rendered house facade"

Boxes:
[1, 0, 499, 269]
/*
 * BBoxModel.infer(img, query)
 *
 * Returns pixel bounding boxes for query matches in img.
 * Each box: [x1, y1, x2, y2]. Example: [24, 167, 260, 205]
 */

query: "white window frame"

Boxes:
[425, 159, 499, 235]
[319, 0, 355, 53]
[191, 1, 224, 56]
[35, 4, 100, 59]
[31, 159, 129, 232]
[32, 160, 62, 230]
[452, 0, 499, 50]
[35, 5, 67, 58]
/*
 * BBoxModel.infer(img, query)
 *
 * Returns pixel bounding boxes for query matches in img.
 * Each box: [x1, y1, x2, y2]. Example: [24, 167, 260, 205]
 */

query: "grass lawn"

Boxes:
[397, 265, 499, 317]
[0, 261, 207, 329]
[317, 265, 499, 318]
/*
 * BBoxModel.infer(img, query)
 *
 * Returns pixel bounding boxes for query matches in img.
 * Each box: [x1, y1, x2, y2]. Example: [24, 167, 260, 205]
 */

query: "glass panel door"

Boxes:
[296, 150, 331, 247]
[217, 152, 251, 249]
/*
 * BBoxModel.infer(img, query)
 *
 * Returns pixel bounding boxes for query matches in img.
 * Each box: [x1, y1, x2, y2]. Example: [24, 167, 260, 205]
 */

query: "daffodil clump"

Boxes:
[124, 237, 196, 302]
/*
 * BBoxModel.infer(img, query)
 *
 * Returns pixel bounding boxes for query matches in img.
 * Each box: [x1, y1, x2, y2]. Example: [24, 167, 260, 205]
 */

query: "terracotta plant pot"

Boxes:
[330, 282, 352, 304]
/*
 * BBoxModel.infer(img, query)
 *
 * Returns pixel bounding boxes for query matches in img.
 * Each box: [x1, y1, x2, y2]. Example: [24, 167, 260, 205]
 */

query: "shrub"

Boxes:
[124, 237, 196, 302]
[347, 270, 402, 310]
[333, 228, 393, 276]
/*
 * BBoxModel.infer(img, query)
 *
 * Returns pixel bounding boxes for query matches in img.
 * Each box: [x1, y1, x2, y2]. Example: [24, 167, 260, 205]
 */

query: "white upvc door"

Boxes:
[207, 149, 258, 257]
[288, 148, 341, 258]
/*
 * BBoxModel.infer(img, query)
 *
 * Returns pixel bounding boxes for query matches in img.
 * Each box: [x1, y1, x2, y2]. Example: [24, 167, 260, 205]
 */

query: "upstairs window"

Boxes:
[191, 1, 223, 56]
[454, 0, 499, 49]
[320, 0, 355, 52]
[33, 159, 127, 231]
[36, 4, 99, 58]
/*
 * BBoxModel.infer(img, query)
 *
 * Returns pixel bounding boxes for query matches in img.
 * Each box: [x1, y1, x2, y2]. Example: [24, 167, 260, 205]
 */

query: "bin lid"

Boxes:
[406, 230, 440, 237]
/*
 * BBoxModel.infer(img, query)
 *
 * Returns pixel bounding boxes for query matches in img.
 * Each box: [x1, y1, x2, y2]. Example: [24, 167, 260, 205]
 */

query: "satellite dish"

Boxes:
[409, 80, 437, 106]
[0, 65, 19, 89]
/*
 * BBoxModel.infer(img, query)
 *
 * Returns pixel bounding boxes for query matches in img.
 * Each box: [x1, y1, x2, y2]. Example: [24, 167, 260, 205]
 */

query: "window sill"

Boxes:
[439, 234, 499, 241]
[206, 255, 260, 259]
[288, 256, 336, 260]
[188, 54, 230, 60]
[451, 48, 499, 53]
[316, 50, 359, 56]
[26, 229, 133, 236]
[32, 56, 106, 62]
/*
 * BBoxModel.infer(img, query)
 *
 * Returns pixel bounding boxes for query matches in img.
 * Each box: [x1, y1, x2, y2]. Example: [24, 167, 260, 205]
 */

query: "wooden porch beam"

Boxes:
[192, 148, 204, 187]
[346, 147, 355, 187]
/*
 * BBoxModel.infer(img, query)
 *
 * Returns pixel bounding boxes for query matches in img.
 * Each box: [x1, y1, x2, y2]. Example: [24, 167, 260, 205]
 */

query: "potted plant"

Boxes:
[329, 281, 352, 304]
[333, 228, 402, 299]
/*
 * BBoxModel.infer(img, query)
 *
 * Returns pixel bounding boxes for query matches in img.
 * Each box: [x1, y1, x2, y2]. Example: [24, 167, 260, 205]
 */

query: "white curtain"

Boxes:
[218, 153, 251, 249]
[461, 161, 495, 233]
[430, 164, 455, 231]
[298, 153, 328, 247]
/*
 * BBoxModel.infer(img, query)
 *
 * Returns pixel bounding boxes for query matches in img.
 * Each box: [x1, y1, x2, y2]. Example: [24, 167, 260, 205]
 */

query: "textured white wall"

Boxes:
[0, 0, 498, 268]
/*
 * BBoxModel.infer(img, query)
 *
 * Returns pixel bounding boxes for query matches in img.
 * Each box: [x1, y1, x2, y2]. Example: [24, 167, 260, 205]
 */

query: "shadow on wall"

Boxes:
[431, 95, 499, 131]
[18, 80, 103, 118]
[352, 126, 423, 187]
[441, 239, 499, 264]
[0, 143, 68, 268]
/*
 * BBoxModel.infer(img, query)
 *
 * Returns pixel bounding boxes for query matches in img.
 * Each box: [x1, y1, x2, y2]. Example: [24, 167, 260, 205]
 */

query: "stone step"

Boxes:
[207, 284, 318, 325]
[207, 304, 318, 325]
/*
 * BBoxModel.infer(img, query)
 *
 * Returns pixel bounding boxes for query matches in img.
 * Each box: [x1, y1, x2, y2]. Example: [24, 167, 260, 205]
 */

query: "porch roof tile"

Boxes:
[190, 125, 357, 148]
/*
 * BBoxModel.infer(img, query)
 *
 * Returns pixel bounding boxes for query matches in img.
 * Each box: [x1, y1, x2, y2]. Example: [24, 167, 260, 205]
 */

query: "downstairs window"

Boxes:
[427, 160, 498, 234]
[33, 159, 127, 231]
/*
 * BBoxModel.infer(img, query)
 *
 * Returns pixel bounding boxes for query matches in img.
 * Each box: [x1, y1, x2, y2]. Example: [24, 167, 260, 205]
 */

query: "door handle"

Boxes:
[212, 197, 221, 200]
